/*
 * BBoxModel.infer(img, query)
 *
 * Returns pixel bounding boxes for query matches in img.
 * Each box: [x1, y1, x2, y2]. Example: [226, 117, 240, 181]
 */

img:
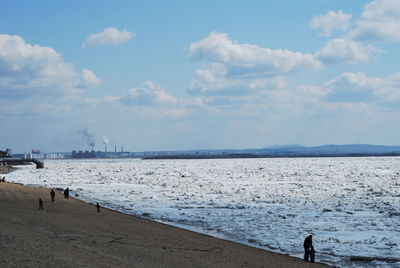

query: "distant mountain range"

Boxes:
[263, 144, 400, 154]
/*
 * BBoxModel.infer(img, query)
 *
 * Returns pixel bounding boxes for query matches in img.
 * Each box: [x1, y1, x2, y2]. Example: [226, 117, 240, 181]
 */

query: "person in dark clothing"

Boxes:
[303, 235, 313, 261]
[96, 202, 101, 213]
[64, 187, 69, 199]
[50, 189, 55, 202]
[310, 246, 315, 263]
[39, 198, 44, 210]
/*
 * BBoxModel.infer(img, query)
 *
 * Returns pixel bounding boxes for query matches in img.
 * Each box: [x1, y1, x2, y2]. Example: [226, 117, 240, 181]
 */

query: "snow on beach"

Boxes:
[6, 157, 400, 267]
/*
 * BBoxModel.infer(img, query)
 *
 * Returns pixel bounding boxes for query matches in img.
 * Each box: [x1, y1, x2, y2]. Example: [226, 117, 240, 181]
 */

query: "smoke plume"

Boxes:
[78, 128, 95, 148]
[102, 136, 109, 145]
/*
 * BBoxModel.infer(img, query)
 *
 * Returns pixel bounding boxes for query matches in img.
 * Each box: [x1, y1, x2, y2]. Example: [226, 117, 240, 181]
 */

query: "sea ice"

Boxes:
[6, 157, 400, 267]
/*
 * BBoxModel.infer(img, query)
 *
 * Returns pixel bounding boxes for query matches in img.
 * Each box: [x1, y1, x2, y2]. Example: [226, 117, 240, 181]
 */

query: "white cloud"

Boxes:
[309, 10, 352, 37]
[81, 69, 102, 86]
[316, 38, 377, 64]
[257, 71, 400, 110]
[370, 73, 400, 101]
[325, 72, 382, 89]
[187, 32, 319, 96]
[362, 0, 400, 20]
[188, 64, 286, 95]
[349, 0, 400, 41]
[248, 77, 286, 89]
[188, 65, 241, 95]
[119, 81, 177, 106]
[187, 32, 381, 96]
[351, 21, 400, 41]
[0, 34, 99, 100]
[83, 27, 134, 48]
[322, 72, 400, 102]
[189, 32, 321, 76]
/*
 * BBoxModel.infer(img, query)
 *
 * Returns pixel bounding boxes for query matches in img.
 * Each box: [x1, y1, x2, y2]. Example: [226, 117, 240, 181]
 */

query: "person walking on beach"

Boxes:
[64, 187, 69, 199]
[303, 235, 312, 261]
[96, 202, 101, 213]
[50, 189, 55, 202]
[38, 198, 44, 210]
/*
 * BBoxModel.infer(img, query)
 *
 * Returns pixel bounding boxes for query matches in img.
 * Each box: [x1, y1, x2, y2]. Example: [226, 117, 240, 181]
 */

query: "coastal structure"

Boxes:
[1, 148, 44, 169]
[0, 148, 12, 158]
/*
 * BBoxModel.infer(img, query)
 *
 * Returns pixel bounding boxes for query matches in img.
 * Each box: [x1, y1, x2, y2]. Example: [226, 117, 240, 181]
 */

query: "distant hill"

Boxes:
[265, 145, 305, 150]
[264, 144, 400, 155]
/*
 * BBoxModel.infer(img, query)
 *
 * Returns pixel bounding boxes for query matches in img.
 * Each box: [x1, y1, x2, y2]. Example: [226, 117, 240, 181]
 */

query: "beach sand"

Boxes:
[0, 182, 332, 268]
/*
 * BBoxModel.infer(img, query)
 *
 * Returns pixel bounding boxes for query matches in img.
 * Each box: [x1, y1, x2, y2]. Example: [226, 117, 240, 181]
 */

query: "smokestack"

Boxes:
[121, 146, 123, 153]
[102, 136, 109, 153]
[115, 145, 117, 154]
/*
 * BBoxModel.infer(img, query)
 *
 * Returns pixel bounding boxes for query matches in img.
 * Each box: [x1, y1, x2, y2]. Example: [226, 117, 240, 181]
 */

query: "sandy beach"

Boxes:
[0, 182, 332, 268]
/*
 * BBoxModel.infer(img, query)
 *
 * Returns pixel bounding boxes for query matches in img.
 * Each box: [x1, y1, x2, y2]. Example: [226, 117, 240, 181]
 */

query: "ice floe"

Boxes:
[6, 157, 400, 267]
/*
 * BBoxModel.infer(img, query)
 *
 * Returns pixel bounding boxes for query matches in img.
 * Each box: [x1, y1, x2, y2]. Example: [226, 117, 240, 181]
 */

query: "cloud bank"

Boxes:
[309, 10, 352, 37]
[0, 34, 99, 100]
[187, 31, 381, 96]
[189, 32, 321, 77]
[349, 0, 400, 41]
[316, 38, 377, 64]
[119, 81, 177, 106]
[83, 27, 134, 48]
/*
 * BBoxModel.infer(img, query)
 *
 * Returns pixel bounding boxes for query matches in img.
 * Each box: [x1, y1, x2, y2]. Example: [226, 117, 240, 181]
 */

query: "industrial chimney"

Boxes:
[102, 136, 109, 153]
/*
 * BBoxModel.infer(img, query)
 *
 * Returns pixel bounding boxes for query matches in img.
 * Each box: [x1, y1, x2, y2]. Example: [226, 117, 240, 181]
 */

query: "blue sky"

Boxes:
[1, 0, 400, 152]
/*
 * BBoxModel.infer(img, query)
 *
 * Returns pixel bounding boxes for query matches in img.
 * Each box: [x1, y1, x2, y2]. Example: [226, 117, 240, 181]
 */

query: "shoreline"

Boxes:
[0, 181, 333, 267]
[21, 181, 308, 259]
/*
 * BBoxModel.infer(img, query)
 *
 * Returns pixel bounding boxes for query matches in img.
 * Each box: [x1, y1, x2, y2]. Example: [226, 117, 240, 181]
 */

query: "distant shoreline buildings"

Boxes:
[3, 144, 400, 160]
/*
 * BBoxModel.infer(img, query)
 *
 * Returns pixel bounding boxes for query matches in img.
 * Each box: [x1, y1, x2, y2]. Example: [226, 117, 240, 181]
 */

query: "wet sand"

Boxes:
[0, 182, 333, 268]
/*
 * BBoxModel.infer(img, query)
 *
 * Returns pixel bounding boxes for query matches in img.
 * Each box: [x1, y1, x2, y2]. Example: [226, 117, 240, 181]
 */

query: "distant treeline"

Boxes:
[143, 152, 400, 160]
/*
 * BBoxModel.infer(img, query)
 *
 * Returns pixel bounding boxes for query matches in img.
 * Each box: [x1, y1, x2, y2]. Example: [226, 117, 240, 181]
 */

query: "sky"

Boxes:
[1, 0, 400, 153]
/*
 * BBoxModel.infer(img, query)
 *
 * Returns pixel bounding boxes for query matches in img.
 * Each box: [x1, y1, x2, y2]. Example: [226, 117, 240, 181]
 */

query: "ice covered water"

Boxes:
[6, 157, 400, 267]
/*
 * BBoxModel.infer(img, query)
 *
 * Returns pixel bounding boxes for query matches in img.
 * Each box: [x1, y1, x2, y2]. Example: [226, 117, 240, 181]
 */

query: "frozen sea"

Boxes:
[6, 157, 400, 267]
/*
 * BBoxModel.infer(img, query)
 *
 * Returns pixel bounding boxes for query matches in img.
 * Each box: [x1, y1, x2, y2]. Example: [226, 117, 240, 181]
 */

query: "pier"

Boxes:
[0, 158, 44, 169]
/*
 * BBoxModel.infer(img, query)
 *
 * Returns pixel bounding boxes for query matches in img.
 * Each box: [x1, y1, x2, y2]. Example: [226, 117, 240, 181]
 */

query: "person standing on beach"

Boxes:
[96, 202, 101, 213]
[64, 187, 69, 199]
[50, 189, 55, 202]
[303, 235, 313, 261]
[38, 198, 44, 210]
